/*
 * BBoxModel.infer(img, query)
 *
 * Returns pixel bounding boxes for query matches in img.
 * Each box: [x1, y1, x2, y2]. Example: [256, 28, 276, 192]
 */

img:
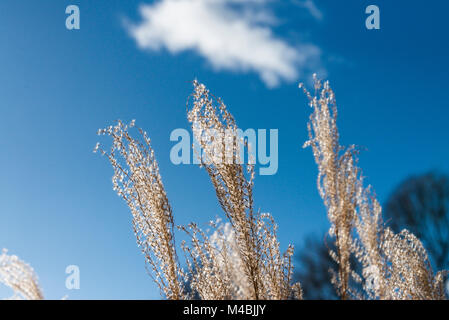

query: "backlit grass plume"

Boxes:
[301, 74, 447, 300]
[95, 121, 184, 299]
[0, 249, 44, 300]
[186, 80, 301, 300]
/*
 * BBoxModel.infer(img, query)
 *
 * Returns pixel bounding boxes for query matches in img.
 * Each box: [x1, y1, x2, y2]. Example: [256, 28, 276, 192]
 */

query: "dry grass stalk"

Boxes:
[301, 76, 357, 299]
[187, 81, 260, 299]
[187, 80, 301, 299]
[0, 249, 44, 300]
[95, 120, 184, 299]
[179, 221, 248, 299]
[301, 74, 447, 300]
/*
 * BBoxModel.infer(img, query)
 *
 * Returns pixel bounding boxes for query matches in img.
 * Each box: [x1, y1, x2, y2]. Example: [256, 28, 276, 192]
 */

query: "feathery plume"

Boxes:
[0, 249, 44, 300]
[96, 120, 184, 299]
[301, 75, 448, 300]
[187, 81, 301, 300]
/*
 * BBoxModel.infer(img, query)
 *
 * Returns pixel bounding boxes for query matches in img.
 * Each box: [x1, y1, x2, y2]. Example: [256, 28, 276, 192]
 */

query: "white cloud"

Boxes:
[126, 0, 322, 87]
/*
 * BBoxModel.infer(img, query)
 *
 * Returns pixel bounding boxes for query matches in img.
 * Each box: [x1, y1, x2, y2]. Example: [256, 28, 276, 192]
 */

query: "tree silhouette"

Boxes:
[384, 172, 449, 271]
[295, 172, 449, 299]
[294, 235, 338, 300]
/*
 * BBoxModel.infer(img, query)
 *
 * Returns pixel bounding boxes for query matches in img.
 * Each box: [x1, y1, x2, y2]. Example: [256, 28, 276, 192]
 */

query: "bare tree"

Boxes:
[294, 235, 339, 300]
[384, 172, 449, 271]
[295, 172, 449, 299]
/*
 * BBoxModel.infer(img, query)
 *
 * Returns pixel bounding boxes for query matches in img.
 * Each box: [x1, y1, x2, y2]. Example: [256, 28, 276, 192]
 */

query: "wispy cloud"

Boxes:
[293, 0, 323, 21]
[125, 0, 322, 88]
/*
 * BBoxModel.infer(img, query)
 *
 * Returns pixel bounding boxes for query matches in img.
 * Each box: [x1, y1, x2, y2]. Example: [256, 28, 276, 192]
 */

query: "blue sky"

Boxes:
[0, 0, 448, 299]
